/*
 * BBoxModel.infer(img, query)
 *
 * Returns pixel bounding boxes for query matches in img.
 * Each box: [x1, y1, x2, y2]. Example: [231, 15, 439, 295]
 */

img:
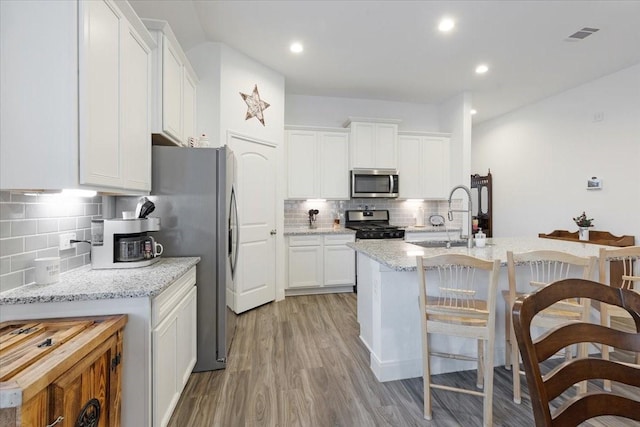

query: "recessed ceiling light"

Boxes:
[438, 17, 455, 32]
[470, 109, 477, 115]
[290, 42, 304, 53]
[475, 64, 489, 74]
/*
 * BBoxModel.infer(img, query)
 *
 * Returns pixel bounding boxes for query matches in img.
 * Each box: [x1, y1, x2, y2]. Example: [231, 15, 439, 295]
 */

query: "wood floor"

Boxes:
[168, 293, 639, 427]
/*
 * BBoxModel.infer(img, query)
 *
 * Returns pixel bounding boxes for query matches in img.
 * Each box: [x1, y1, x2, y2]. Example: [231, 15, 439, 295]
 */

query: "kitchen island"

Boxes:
[348, 237, 607, 382]
[0, 257, 200, 427]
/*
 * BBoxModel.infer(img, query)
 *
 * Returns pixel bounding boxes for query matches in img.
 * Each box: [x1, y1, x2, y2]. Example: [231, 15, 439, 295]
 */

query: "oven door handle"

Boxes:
[389, 175, 394, 194]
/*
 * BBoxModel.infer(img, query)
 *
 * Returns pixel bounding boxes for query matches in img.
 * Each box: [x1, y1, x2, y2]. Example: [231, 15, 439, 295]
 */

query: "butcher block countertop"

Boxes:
[0, 257, 200, 305]
[348, 236, 611, 272]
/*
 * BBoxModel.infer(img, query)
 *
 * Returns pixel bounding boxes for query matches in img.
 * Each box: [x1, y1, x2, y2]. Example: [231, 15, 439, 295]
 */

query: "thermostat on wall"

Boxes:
[587, 177, 602, 190]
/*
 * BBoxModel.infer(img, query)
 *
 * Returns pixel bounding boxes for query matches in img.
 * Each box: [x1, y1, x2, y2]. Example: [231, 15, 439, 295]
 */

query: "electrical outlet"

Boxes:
[59, 232, 76, 250]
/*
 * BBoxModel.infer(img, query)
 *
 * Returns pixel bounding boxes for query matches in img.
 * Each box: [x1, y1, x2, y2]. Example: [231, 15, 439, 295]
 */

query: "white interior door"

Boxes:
[227, 133, 276, 313]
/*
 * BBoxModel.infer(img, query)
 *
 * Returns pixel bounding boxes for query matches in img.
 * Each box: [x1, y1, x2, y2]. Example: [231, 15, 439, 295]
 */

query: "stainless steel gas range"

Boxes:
[345, 210, 405, 240]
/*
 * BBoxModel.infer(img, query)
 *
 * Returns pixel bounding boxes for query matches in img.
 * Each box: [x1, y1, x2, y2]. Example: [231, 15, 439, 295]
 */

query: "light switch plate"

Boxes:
[59, 232, 76, 250]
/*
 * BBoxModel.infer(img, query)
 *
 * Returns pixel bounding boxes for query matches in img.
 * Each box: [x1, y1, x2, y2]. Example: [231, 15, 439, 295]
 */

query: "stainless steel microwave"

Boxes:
[351, 169, 399, 198]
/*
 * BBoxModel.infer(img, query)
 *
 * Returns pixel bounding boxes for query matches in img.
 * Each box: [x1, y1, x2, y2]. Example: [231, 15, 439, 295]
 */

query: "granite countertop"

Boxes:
[348, 237, 609, 272]
[402, 226, 462, 233]
[284, 227, 356, 236]
[0, 257, 201, 305]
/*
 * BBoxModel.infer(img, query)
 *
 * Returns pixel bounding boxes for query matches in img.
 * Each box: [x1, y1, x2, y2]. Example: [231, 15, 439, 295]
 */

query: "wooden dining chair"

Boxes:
[597, 245, 640, 390]
[512, 278, 640, 426]
[503, 250, 596, 404]
[416, 254, 501, 427]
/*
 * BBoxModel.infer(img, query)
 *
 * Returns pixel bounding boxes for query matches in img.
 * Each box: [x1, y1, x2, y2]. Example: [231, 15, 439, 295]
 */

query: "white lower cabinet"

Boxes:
[287, 234, 355, 294]
[152, 267, 197, 427]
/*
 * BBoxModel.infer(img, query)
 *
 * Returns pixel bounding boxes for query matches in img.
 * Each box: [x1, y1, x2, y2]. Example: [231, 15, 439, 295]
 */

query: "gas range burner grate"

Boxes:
[345, 210, 405, 240]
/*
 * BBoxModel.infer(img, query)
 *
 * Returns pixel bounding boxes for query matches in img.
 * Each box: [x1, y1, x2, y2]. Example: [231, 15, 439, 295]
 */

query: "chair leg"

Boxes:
[483, 337, 496, 427]
[601, 306, 612, 392]
[477, 339, 484, 389]
[511, 323, 521, 404]
[504, 305, 512, 370]
[577, 341, 588, 394]
[423, 334, 432, 420]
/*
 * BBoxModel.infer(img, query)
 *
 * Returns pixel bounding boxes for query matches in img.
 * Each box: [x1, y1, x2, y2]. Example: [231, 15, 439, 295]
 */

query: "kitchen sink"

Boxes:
[410, 240, 469, 248]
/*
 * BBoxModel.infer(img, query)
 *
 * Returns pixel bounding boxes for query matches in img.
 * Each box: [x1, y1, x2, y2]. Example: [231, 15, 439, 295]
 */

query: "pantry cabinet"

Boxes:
[144, 19, 199, 147]
[0, 0, 154, 193]
[287, 234, 355, 294]
[398, 132, 450, 199]
[286, 127, 350, 199]
[346, 118, 401, 170]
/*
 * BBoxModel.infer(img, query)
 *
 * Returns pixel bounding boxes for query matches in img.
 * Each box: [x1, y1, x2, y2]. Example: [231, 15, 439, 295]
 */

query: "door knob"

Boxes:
[270, 229, 277, 235]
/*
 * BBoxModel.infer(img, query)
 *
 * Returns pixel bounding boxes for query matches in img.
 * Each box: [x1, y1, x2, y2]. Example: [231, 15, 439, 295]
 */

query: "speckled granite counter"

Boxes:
[402, 226, 462, 233]
[348, 236, 608, 272]
[353, 237, 612, 382]
[284, 227, 356, 236]
[0, 257, 200, 305]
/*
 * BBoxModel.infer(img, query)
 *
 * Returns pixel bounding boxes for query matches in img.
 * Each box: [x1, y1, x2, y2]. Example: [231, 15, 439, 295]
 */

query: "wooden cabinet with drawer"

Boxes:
[0, 315, 127, 427]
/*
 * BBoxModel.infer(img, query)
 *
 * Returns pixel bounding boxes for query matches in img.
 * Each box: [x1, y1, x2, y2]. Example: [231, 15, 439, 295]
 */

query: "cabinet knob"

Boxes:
[270, 229, 277, 235]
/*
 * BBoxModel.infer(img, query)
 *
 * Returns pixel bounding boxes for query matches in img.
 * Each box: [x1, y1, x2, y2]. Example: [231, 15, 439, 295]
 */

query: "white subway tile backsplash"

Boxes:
[0, 203, 25, 220]
[284, 199, 462, 229]
[85, 204, 99, 216]
[37, 218, 58, 233]
[1, 237, 24, 256]
[59, 217, 77, 231]
[0, 257, 10, 275]
[0, 271, 23, 293]
[11, 252, 36, 272]
[0, 221, 9, 238]
[77, 216, 92, 229]
[25, 235, 48, 252]
[0, 191, 99, 292]
[11, 219, 37, 237]
[67, 255, 85, 270]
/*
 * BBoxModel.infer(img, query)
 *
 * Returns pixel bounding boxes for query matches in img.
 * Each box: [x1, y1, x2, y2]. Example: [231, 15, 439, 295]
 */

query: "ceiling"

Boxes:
[129, 0, 640, 123]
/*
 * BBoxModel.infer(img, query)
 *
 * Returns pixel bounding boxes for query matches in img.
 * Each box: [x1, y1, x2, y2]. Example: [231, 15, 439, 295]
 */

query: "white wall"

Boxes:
[220, 44, 285, 145]
[285, 94, 439, 131]
[438, 92, 473, 236]
[186, 42, 222, 146]
[473, 63, 640, 241]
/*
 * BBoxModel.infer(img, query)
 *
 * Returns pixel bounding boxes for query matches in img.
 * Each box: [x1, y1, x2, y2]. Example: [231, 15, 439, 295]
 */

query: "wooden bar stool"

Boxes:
[416, 254, 501, 426]
[503, 250, 595, 403]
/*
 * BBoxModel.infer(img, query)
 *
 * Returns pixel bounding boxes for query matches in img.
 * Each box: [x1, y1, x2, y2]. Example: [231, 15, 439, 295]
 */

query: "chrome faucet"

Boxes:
[447, 185, 473, 249]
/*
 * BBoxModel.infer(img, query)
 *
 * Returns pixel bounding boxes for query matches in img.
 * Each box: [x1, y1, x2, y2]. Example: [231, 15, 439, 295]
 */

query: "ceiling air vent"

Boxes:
[566, 27, 600, 41]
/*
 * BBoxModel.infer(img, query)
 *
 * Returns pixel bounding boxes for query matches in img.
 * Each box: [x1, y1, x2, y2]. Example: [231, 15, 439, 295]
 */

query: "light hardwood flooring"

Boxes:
[168, 293, 639, 427]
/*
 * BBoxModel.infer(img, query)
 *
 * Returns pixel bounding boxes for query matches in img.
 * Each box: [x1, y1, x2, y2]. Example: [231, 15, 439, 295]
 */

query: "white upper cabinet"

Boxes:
[286, 127, 350, 200]
[143, 19, 198, 147]
[0, 0, 154, 193]
[346, 118, 401, 170]
[398, 132, 450, 199]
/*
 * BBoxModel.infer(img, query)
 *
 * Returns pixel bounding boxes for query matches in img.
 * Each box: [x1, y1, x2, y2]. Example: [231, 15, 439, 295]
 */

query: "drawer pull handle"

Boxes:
[46, 416, 64, 427]
[37, 338, 53, 348]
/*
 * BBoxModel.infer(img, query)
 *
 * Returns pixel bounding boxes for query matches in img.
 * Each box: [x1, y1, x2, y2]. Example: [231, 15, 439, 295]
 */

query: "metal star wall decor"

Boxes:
[240, 84, 270, 126]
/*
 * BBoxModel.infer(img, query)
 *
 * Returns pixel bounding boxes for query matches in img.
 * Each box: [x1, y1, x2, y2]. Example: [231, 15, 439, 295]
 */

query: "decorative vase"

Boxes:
[578, 227, 590, 241]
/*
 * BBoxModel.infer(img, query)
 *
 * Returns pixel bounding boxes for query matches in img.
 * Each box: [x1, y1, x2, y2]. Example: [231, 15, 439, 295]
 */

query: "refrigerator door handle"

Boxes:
[229, 185, 239, 278]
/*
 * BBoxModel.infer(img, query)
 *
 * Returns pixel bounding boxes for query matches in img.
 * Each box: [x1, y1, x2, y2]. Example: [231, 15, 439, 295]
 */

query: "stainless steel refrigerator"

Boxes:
[150, 145, 238, 371]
